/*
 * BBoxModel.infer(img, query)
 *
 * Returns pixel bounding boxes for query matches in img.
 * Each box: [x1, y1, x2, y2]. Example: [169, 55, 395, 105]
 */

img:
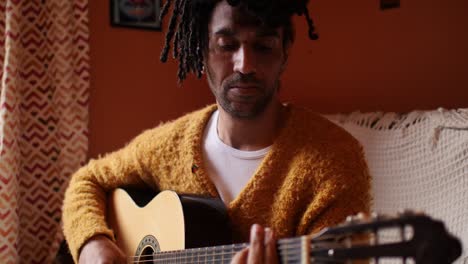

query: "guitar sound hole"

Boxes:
[135, 235, 160, 263]
[139, 246, 155, 263]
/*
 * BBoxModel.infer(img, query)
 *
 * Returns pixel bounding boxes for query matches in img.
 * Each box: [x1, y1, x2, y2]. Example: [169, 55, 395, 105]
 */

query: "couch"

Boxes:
[326, 108, 468, 263]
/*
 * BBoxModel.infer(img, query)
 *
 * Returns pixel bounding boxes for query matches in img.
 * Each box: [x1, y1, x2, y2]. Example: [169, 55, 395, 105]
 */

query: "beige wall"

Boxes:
[88, 0, 468, 157]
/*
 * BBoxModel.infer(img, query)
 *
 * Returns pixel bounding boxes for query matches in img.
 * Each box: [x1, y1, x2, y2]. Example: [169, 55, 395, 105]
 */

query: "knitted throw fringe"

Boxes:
[325, 108, 468, 264]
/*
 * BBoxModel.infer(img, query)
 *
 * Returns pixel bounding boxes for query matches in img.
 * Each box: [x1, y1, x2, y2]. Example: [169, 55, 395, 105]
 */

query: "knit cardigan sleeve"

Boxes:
[62, 128, 159, 262]
[62, 106, 216, 262]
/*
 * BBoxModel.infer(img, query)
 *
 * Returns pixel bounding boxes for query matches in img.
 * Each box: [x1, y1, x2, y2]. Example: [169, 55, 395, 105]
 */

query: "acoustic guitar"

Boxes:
[107, 188, 462, 264]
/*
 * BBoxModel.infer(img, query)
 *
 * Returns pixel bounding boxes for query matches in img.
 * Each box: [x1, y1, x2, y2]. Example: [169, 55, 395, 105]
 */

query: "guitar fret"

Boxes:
[206, 246, 212, 263]
[230, 244, 235, 263]
[198, 248, 206, 263]
[214, 246, 222, 264]
[282, 242, 288, 264]
[193, 248, 197, 264]
[221, 245, 224, 263]
[279, 238, 304, 264]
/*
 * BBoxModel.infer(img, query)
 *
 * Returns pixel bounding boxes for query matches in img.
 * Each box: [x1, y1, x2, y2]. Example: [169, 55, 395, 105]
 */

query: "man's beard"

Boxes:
[206, 68, 278, 119]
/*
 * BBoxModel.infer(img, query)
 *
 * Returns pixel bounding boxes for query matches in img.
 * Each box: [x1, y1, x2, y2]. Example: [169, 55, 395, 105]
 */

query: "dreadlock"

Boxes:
[159, 0, 319, 82]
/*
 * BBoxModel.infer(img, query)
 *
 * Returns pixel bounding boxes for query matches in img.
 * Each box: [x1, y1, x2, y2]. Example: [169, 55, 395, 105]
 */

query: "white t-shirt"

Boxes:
[202, 111, 271, 204]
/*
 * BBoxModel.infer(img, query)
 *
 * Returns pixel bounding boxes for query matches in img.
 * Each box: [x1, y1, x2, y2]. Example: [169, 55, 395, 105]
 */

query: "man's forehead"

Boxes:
[209, 1, 282, 37]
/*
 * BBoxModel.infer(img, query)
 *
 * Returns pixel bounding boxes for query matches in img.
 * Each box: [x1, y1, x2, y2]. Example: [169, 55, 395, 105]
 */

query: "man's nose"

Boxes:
[233, 46, 257, 75]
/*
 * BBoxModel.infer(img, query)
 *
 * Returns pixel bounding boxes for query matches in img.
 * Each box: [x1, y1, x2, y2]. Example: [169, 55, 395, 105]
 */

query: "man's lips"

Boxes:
[230, 86, 259, 89]
[228, 86, 260, 96]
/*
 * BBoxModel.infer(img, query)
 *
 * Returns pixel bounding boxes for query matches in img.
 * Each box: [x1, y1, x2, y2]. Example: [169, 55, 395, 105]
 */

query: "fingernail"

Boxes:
[265, 227, 273, 243]
[251, 224, 260, 233]
[265, 228, 272, 243]
[250, 224, 262, 242]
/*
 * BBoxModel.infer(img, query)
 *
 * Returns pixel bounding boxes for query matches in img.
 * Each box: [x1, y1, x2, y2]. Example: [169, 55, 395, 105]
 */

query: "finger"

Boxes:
[113, 242, 127, 264]
[116, 254, 127, 264]
[247, 224, 264, 264]
[118, 249, 127, 263]
[264, 228, 278, 264]
[114, 259, 125, 264]
[231, 248, 249, 264]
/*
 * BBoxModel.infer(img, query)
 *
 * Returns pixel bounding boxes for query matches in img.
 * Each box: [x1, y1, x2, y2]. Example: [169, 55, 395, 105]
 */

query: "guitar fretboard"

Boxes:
[134, 237, 308, 264]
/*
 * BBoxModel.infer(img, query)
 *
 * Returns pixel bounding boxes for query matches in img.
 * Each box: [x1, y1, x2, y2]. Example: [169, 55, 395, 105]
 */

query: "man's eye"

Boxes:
[216, 38, 238, 51]
[254, 44, 273, 52]
[219, 44, 237, 51]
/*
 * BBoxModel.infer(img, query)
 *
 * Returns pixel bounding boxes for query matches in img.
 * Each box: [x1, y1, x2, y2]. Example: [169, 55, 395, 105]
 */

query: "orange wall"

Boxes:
[88, 0, 468, 157]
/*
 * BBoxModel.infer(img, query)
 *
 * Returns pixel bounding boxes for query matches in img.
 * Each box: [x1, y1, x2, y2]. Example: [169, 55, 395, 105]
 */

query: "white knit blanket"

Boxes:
[326, 108, 468, 264]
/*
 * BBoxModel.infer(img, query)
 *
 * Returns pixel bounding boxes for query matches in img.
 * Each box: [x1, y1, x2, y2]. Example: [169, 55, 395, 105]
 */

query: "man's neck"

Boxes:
[216, 101, 285, 151]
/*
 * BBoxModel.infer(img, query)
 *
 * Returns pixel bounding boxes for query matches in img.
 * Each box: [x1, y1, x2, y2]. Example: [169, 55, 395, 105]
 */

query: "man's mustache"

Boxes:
[224, 73, 261, 89]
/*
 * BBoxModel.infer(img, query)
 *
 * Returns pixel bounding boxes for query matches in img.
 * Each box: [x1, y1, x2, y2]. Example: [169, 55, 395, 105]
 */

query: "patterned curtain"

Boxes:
[0, 0, 89, 263]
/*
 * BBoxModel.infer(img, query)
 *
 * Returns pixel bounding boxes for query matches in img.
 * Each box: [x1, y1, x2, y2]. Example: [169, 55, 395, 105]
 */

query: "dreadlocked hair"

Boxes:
[159, 0, 319, 82]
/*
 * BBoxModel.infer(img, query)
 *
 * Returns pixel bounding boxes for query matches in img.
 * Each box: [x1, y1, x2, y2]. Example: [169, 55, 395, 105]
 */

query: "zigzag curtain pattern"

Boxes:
[0, 0, 89, 263]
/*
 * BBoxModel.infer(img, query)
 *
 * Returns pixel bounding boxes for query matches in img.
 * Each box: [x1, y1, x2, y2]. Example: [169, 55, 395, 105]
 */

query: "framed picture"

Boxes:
[110, 0, 162, 31]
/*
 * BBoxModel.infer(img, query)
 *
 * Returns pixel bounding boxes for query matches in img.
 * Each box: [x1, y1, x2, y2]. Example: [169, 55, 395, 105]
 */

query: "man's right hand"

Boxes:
[78, 235, 127, 264]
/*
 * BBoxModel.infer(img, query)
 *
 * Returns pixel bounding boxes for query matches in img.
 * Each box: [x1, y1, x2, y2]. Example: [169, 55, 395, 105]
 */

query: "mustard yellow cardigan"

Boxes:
[62, 104, 371, 262]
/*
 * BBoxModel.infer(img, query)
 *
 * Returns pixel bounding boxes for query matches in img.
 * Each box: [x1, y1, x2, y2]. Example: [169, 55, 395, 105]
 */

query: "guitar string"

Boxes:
[131, 255, 408, 264]
[129, 256, 331, 263]
[125, 233, 361, 263]
[125, 239, 373, 264]
[129, 248, 373, 263]
[128, 253, 338, 263]
[125, 246, 332, 262]
[126, 250, 242, 261]
[125, 245, 305, 261]
[125, 240, 345, 261]
[126, 248, 294, 262]
[125, 230, 361, 261]
[125, 238, 306, 260]
[128, 255, 344, 263]
[127, 249, 243, 261]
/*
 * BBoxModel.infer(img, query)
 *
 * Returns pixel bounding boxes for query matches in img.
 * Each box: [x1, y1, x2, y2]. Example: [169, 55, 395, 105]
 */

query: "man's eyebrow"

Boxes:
[256, 28, 280, 38]
[213, 27, 279, 38]
[214, 28, 235, 37]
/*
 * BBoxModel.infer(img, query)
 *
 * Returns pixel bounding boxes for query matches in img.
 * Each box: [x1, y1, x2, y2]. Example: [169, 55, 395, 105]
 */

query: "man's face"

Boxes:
[205, 1, 290, 119]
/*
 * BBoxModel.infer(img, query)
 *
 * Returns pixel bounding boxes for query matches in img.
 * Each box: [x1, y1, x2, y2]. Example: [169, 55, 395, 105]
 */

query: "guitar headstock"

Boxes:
[310, 210, 463, 263]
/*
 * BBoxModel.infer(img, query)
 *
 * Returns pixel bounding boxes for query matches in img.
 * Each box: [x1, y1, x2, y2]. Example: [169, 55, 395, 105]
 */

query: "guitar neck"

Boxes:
[144, 237, 309, 263]
[146, 242, 247, 263]
[141, 237, 313, 264]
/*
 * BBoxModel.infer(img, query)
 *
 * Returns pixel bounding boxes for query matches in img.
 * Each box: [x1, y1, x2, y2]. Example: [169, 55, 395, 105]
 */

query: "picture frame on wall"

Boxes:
[110, 0, 162, 31]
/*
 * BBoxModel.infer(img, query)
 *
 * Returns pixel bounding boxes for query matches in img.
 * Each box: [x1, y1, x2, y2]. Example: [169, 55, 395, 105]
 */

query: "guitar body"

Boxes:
[107, 188, 232, 261]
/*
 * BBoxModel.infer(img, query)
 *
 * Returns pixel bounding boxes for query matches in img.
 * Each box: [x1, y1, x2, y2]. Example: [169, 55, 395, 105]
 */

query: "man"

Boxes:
[63, 0, 371, 263]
